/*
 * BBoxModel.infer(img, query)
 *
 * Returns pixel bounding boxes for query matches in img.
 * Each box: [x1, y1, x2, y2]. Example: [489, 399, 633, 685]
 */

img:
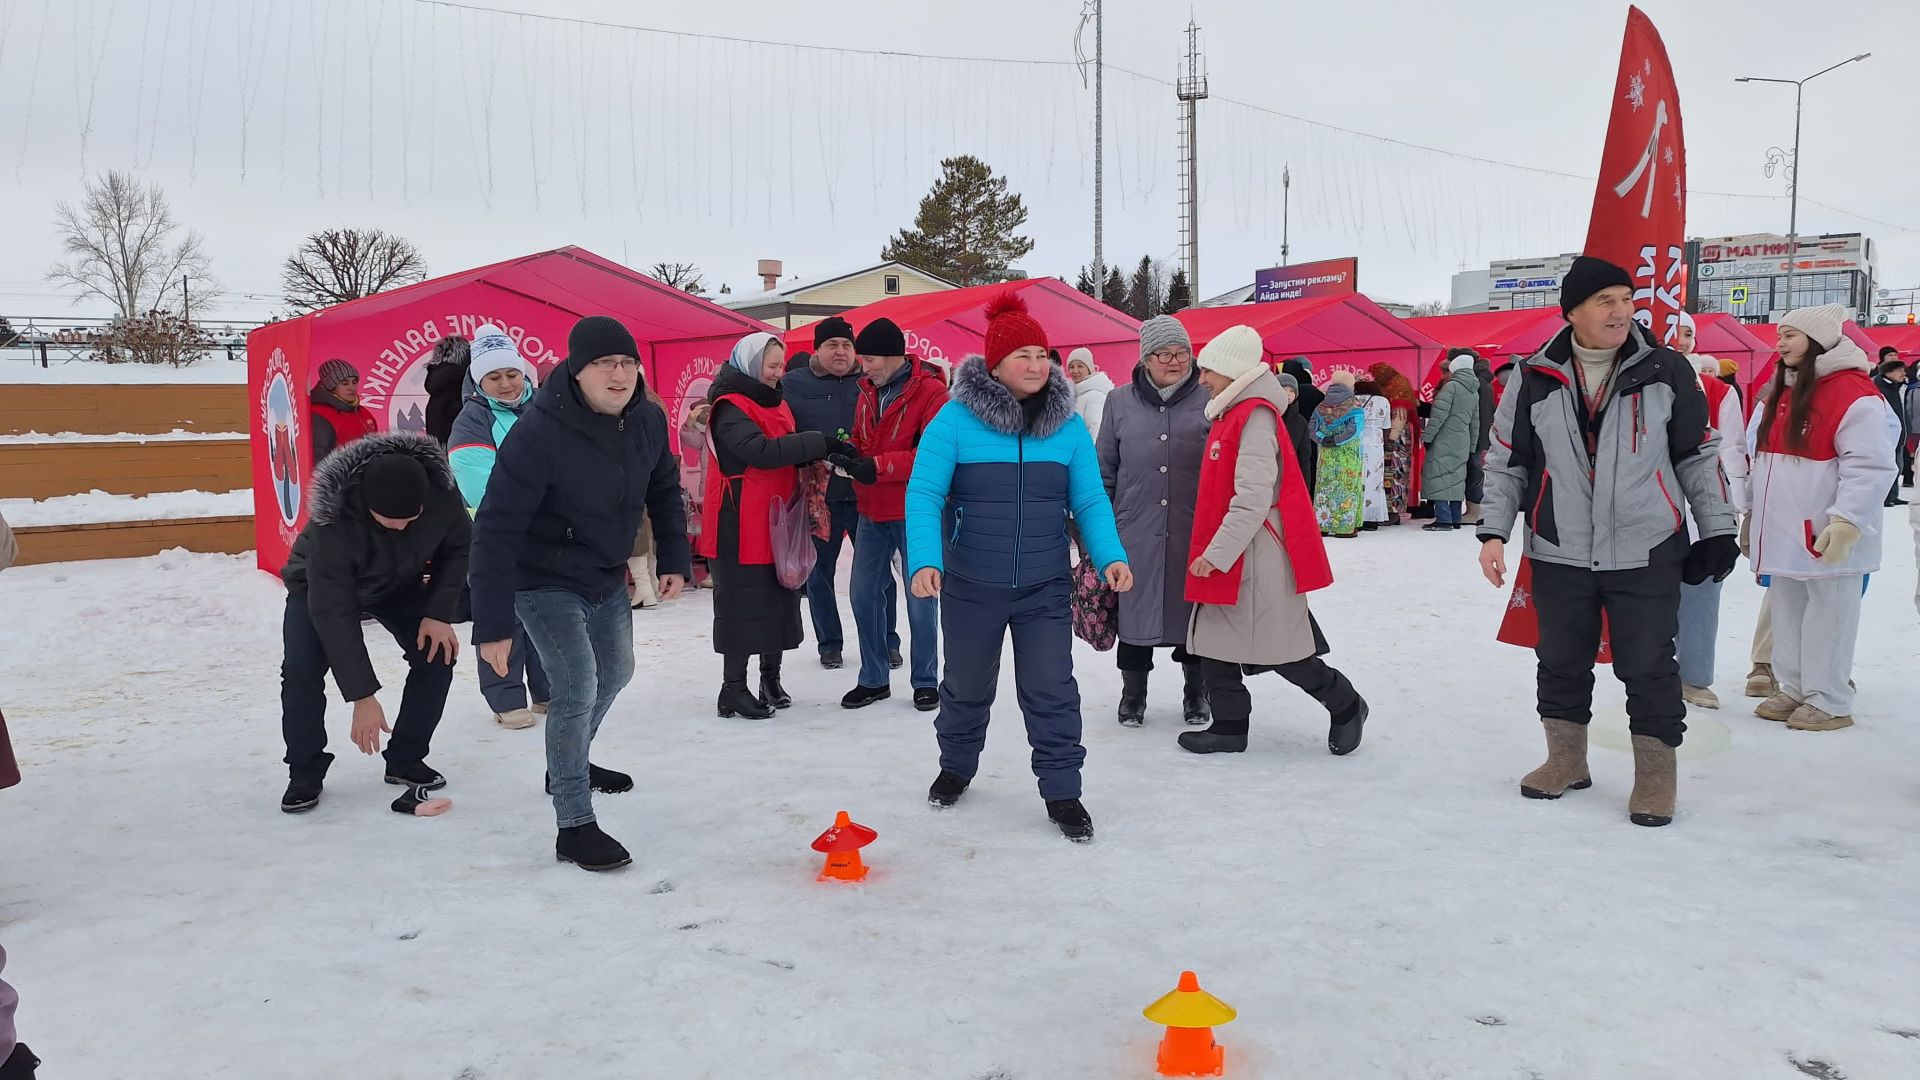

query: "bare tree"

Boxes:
[1410, 299, 1449, 317]
[281, 228, 428, 312]
[47, 170, 212, 319]
[648, 261, 707, 295]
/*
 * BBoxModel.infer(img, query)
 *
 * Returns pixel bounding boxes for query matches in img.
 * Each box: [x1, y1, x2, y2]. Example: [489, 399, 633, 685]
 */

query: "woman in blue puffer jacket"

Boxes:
[447, 324, 549, 730]
[905, 291, 1131, 843]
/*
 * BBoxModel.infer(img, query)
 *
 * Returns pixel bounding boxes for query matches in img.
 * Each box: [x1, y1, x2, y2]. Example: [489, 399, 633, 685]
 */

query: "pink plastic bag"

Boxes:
[770, 489, 819, 590]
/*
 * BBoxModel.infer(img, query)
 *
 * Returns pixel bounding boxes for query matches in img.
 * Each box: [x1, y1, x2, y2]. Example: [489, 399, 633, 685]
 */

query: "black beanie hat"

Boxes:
[1559, 256, 1635, 317]
[854, 317, 906, 357]
[813, 316, 855, 348]
[362, 453, 429, 518]
[565, 315, 640, 375]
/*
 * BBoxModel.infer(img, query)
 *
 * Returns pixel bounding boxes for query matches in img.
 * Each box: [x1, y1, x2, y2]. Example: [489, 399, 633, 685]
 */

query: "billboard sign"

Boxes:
[1253, 257, 1358, 303]
[1696, 232, 1865, 278]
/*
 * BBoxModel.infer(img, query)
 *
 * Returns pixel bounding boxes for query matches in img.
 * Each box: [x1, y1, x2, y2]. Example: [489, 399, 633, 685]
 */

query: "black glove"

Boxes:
[1681, 533, 1741, 585]
[824, 435, 858, 457]
[828, 454, 878, 485]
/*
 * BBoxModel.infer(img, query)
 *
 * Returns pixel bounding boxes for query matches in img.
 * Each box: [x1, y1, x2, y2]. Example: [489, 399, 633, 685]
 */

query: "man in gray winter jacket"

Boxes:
[1476, 256, 1738, 830]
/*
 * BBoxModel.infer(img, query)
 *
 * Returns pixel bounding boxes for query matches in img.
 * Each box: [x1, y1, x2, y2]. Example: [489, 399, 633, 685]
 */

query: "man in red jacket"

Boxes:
[829, 318, 950, 712]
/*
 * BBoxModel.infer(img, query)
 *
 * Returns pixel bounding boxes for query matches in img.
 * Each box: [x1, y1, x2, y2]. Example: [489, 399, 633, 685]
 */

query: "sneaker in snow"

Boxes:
[1680, 684, 1720, 710]
[495, 708, 537, 729]
[384, 761, 447, 791]
[1786, 704, 1854, 732]
[1754, 692, 1801, 723]
[1046, 798, 1094, 843]
[281, 781, 322, 814]
[928, 770, 970, 808]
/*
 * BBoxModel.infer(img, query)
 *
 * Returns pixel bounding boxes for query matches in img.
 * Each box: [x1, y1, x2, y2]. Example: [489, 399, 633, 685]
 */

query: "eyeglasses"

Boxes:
[587, 357, 641, 372]
[1149, 349, 1192, 364]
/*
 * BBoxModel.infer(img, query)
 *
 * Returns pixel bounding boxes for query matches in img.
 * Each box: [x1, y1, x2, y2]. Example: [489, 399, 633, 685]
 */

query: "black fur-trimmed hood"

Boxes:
[306, 431, 457, 525]
[950, 354, 1076, 438]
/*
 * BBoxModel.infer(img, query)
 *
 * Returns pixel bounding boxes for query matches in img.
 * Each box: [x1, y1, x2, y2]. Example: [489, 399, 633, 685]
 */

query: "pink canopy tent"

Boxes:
[245, 246, 774, 572]
[1171, 294, 1440, 386]
[781, 277, 1143, 378]
[1865, 324, 1920, 359]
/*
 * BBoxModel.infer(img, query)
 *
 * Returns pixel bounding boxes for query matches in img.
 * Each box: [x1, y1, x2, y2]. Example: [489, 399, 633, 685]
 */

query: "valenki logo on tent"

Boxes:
[259, 347, 303, 537]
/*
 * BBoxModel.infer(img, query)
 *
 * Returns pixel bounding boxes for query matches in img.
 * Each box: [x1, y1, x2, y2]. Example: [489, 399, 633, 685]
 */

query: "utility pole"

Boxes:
[1737, 53, 1869, 315]
[1094, 0, 1104, 292]
[1176, 18, 1208, 304]
[1281, 164, 1292, 264]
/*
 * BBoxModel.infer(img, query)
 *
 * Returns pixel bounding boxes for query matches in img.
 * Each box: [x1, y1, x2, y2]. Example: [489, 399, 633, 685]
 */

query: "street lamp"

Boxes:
[1735, 53, 1870, 313]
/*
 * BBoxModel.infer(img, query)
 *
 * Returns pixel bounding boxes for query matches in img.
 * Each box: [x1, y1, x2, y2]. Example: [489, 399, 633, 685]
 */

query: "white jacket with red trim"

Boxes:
[1749, 339, 1897, 579]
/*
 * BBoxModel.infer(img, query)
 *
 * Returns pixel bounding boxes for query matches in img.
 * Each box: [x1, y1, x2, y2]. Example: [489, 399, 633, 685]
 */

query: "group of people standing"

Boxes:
[266, 255, 1911, 873]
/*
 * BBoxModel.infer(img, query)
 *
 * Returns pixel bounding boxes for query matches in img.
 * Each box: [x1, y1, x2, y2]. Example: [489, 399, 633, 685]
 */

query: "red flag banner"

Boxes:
[1583, 5, 1688, 346]
[1497, 6, 1683, 661]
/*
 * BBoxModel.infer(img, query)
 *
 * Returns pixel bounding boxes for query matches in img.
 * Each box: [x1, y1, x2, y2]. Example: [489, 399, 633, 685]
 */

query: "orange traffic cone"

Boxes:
[1142, 970, 1237, 1077]
[810, 810, 876, 882]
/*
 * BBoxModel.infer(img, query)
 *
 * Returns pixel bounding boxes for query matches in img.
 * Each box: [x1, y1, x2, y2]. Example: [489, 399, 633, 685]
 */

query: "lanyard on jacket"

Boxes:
[1570, 359, 1619, 471]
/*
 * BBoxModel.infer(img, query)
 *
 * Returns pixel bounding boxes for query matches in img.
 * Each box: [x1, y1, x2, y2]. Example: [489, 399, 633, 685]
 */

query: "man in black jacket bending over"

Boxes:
[469, 316, 690, 873]
[278, 432, 470, 814]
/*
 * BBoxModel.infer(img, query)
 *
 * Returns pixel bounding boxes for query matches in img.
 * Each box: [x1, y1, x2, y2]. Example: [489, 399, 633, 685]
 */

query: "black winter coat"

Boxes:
[423, 359, 470, 446]
[780, 362, 862, 502]
[280, 432, 471, 702]
[1281, 359, 1322, 487]
[706, 365, 831, 656]
[1473, 356, 1497, 455]
[467, 362, 690, 643]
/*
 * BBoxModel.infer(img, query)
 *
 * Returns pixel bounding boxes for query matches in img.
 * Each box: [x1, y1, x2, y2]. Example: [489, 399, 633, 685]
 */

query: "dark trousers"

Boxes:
[805, 500, 898, 656]
[1532, 558, 1687, 747]
[280, 591, 452, 784]
[1198, 656, 1357, 737]
[723, 651, 783, 683]
[1115, 642, 1194, 673]
[477, 621, 549, 713]
[935, 573, 1084, 800]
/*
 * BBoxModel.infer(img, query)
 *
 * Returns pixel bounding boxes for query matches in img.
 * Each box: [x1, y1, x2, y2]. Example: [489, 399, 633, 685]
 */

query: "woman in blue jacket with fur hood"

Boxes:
[905, 291, 1132, 842]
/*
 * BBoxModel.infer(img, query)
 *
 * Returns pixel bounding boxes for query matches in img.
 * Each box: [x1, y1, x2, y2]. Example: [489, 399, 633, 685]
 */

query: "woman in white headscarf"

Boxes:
[698, 332, 851, 719]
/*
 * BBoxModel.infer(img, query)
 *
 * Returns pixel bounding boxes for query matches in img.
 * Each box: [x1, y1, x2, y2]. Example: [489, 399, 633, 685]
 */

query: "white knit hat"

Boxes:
[1693, 353, 1721, 378]
[469, 323, 538, 386]
[1066, 346, 1095, 369]
[1676, 310, 1696, 334]
[1196, 325, 1264, 380]
[1778, 304, 1848, 351]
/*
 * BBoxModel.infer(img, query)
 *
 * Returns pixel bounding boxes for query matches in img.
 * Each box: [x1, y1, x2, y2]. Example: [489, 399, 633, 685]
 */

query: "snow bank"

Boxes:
[0, 514, 1915, 1078]
[0, 354, 249, 384]
[0, 487, 252, 526]
[0, 429, 246, 444]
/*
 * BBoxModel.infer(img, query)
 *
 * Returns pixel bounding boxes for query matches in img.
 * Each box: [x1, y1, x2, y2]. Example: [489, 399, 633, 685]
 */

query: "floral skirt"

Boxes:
[1314, 442, 1365, 536]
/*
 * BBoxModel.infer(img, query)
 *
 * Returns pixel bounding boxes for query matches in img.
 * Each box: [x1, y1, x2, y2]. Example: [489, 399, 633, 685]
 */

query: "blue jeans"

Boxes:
[806, 500, 898, 656]
[1435, 500, 1463, 525]
[477, 621, 550, 713]
[1675, 577, 1722, 688]
[515, 586, 634, 829]
[852, 516, 938, 689]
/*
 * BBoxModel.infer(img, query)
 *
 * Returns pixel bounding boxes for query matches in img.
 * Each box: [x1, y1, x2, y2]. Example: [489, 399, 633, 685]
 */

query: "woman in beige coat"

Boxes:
[1180, 326, 1369, 757]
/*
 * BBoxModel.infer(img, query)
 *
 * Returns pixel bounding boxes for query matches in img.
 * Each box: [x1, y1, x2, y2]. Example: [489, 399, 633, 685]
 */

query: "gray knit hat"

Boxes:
[1138, 315, 1192, 365]
[315, 358, 358, 391]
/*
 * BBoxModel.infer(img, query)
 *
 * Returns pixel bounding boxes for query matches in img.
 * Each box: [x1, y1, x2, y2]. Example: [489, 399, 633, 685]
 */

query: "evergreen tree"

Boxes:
[1126, 256, 1159, 320]
[881, 155, 1034, 286]
[1164, 268, 1191, 313]
[1101, 267, 1128, 310]
[1074, 264, 1097, 296]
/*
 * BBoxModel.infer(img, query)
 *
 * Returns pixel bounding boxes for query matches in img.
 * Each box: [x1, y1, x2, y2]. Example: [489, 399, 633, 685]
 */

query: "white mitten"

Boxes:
[1811, 517, 1860, 562]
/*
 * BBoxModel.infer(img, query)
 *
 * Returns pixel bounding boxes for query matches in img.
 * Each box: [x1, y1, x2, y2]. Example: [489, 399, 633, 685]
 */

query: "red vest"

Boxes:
[1757, 369, 1878, 462]
[312, 399, 378, 445]
[697, 394, 798, 564]
[1185, 396, 1333, 605]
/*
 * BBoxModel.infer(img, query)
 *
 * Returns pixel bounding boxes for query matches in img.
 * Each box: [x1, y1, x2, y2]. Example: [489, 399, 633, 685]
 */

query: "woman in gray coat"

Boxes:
[1422, 350, 1481, 530]
[1096, 315, 1212, 727]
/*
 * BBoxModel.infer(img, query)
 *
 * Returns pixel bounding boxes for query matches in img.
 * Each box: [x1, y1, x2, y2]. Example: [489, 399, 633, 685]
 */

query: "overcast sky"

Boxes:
[1, 0, 1914, 324]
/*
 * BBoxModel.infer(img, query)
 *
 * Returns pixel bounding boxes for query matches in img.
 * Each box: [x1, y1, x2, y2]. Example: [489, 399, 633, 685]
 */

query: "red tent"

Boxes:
[1866, 324, 1920, 359]
[1689, 314, 1772, 398]
[1171, 294, 1440, 386]
[245, 246, 774, 572]
[781, 277, 1142, 378]
[1406, 310, 1562, 361]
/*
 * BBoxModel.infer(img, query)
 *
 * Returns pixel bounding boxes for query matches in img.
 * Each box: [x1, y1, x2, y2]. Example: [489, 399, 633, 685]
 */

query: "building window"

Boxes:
[1509, 291, 1554, 310]
[883, 274, 901, 295]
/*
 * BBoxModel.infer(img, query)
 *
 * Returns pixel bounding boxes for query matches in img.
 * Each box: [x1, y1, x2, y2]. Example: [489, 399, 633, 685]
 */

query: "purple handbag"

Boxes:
[769, 488, 818, 590]
[1070, 556, 1118, 651]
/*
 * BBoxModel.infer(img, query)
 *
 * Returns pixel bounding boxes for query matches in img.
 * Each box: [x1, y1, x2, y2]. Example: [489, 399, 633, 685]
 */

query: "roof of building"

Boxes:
[718, 261, 957, 309]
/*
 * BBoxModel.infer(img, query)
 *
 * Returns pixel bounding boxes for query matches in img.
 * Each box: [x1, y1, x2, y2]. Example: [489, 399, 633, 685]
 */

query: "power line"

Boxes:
[409, 0, 1916, 230]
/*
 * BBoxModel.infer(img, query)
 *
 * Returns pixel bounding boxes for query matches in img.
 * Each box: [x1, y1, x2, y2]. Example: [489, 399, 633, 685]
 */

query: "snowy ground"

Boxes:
[1, 514, 1916, 1079]
[0, 488, 252, 527]
[0, 354, 249, 383]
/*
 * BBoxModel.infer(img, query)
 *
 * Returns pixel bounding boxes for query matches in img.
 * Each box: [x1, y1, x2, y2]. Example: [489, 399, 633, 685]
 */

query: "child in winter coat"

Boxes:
[447, 325, 547, 730]
[905, 291, 1131, 842]
[1746, 305, 1896, 731]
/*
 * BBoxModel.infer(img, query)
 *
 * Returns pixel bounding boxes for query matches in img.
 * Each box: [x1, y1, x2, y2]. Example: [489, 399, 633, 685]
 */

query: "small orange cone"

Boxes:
[810, 810, 877, 882]
[1142, 970, 1236, 1076]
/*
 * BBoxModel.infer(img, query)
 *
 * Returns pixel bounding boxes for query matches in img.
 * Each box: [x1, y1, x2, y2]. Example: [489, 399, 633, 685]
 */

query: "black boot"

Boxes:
[1117, 669, 1148, 727]
[758, 653, 791, 710]
[545, 764, 635, 795]
[1328, 693, 1369, 757]
[1180, 661, 1210, 726]
[1, 1042, 41, 1079]
[280, 779, 322, 814]
[1046, 798, 1094, 842]
[383, 760, 447, 791]
[928, 769, 970, 808]
[718, 682, 774, 719]
[555, 822, 632, 871]
[1178, 729, 1248, 754]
